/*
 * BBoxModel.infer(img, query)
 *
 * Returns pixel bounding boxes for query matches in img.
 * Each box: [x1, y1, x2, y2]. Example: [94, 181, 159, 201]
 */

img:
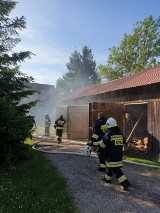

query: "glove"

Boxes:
[96, 148, 100, 156]
[86, 140, 93, 146]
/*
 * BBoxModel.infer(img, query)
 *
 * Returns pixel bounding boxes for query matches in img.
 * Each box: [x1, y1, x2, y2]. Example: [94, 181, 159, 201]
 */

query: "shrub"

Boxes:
[0, 98, 33, 166]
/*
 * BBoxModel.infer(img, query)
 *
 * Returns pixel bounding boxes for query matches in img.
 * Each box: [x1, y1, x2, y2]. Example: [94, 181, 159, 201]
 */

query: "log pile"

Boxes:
[127, 137, 148, 151]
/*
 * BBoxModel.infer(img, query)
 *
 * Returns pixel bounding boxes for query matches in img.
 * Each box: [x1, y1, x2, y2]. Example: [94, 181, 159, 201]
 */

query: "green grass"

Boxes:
[123, 155, 160, 167]
[0, 143, 77, 213]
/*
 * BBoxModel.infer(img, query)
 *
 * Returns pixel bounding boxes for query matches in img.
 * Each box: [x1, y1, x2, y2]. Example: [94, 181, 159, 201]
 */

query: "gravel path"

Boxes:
[45, 153, 160, 213]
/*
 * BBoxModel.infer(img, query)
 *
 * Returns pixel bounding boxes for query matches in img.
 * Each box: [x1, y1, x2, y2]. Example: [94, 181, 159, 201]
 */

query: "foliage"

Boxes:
[99, 16, 160, 81]
[123, 155, 160, 167]
[0, 147, 77, 213]
[0, 99, 32, 166]
[56, 45, 101, 97]
[0, 0, 38, 166]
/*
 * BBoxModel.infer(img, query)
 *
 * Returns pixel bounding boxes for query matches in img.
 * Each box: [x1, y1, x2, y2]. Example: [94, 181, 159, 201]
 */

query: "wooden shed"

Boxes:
[62, 66, 160, 162]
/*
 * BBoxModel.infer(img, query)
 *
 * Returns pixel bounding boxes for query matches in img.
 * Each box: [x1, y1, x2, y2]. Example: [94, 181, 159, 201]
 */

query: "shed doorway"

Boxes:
[125, 103, 148, 153]
[67, 105, 89, 139]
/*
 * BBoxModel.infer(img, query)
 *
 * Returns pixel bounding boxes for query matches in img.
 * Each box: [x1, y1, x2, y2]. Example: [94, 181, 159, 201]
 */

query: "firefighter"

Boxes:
[88, 112, 108, 171]
[54, 115, 66, 143]
[44, 113, 51, 136]
[99, 117, 130, 191]
[28, 115, 36, 139]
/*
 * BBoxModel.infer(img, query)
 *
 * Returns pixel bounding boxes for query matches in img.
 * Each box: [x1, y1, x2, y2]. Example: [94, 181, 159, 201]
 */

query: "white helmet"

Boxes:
[84, 145, 92, 157]
[106, 117, 117, 128]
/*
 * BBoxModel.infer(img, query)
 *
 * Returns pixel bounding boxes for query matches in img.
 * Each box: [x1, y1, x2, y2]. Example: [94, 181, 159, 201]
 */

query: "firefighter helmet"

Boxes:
[106, 117, 117, 128]
[84, 145, 92, 157]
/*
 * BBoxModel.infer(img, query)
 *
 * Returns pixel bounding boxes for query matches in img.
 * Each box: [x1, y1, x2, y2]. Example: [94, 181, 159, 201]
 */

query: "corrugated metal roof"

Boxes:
[65, 66, 160, 100]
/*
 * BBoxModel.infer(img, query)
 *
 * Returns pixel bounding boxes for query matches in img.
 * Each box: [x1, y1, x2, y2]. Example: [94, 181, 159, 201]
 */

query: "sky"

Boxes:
[11, 0, 160, 86]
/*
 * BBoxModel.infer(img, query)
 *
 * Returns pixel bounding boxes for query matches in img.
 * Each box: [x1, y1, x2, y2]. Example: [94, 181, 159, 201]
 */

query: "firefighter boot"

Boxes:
[120, 179, 130, 192]
[97, 164, 106, 172]
[59, 138, 62, 143]
[103, 174, 112, 183]
[57, 137, 61, 144]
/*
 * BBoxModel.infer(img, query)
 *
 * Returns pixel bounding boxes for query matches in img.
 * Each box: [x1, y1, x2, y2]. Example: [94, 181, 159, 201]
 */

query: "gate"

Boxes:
[67, 106, 89, 139]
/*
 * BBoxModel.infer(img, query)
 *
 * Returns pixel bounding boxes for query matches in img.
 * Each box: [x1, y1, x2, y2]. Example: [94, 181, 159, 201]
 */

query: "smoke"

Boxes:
[23, 83, 61, 127]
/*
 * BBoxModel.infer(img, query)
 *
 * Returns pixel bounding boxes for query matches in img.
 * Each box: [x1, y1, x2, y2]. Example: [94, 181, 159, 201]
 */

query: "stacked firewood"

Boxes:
[127, 137, 148, 151]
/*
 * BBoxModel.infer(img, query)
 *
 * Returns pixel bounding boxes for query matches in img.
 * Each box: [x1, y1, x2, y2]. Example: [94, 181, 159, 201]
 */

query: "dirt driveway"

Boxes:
[33, 135, 160, 213]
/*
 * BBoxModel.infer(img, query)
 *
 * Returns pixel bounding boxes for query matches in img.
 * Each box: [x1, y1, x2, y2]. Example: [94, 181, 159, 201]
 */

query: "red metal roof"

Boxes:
[65, 66, 160, 100]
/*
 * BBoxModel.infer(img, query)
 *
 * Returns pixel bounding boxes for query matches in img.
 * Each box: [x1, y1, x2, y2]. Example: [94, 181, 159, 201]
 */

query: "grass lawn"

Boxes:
[123, 155, 160, 168]
[0, 139, 77, 213]
[123, 148, 160, 168]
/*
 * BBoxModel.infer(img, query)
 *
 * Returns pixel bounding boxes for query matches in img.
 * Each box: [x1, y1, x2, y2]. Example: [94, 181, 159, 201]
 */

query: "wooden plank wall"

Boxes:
[89, 102, 124, 136]
[148, 99, 160, 162]
[67, 106, 89, 139]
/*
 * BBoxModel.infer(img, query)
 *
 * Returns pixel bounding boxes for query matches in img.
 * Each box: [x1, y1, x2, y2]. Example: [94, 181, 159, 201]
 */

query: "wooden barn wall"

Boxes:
[62, 83, 160, 162]
[89, 102, 124, 137]
[67, 106, 89, 139]
[63, 83, 160, 106]
[96, 84, 160, 103]
[147, 99, 160, 162]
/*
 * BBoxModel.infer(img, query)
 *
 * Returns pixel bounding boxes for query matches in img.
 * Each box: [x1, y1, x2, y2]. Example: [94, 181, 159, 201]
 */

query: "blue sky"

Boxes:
[12, 0, 160, 86]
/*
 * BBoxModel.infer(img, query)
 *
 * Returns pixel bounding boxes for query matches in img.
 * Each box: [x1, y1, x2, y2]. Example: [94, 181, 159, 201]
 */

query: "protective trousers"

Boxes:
[45, 126, 50, 136]
[106, 167, 130, 189]
[97, 147, 106, 168]
[56, 129, 63, 143]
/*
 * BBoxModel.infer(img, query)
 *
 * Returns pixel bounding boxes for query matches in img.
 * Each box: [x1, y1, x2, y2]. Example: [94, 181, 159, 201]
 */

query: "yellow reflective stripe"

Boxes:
[104, 174, 112, 180]
[111, 137, 123, 140]
[92, 134, 99, 139]
[110, 124, 117, 127]
[111, 136, 123, 146]
[56, 127, 63, 129]
[93, 141, 100, 146]
[115, 140, 123, 146]
[118, 175, 127, 183]
[57, 121, 65, 125]
[108, 161, 123, 164]
[101, 124, 108, 133]
[107, 164, 123, 167]
[99, 141, 106, 148]
[111, 138, 123, 141]
[107, 161, 123, 167]
[99, 164, 107, 168]
[111, 135, 123, 139]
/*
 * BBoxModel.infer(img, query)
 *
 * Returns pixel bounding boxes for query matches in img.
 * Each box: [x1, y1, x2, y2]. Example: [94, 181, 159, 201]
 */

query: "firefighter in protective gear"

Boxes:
[54, 115, 66, 143]
[44, 114, 51, 136]
[100, 117, 130, 191]
[88, 112, 108, 171]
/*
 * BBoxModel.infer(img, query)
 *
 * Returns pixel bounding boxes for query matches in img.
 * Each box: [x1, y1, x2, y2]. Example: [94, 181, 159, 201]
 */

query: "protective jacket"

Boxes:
[90, 117, 107, 146]
[54, 117, 66, 130]
[100, 126, 125, 167]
